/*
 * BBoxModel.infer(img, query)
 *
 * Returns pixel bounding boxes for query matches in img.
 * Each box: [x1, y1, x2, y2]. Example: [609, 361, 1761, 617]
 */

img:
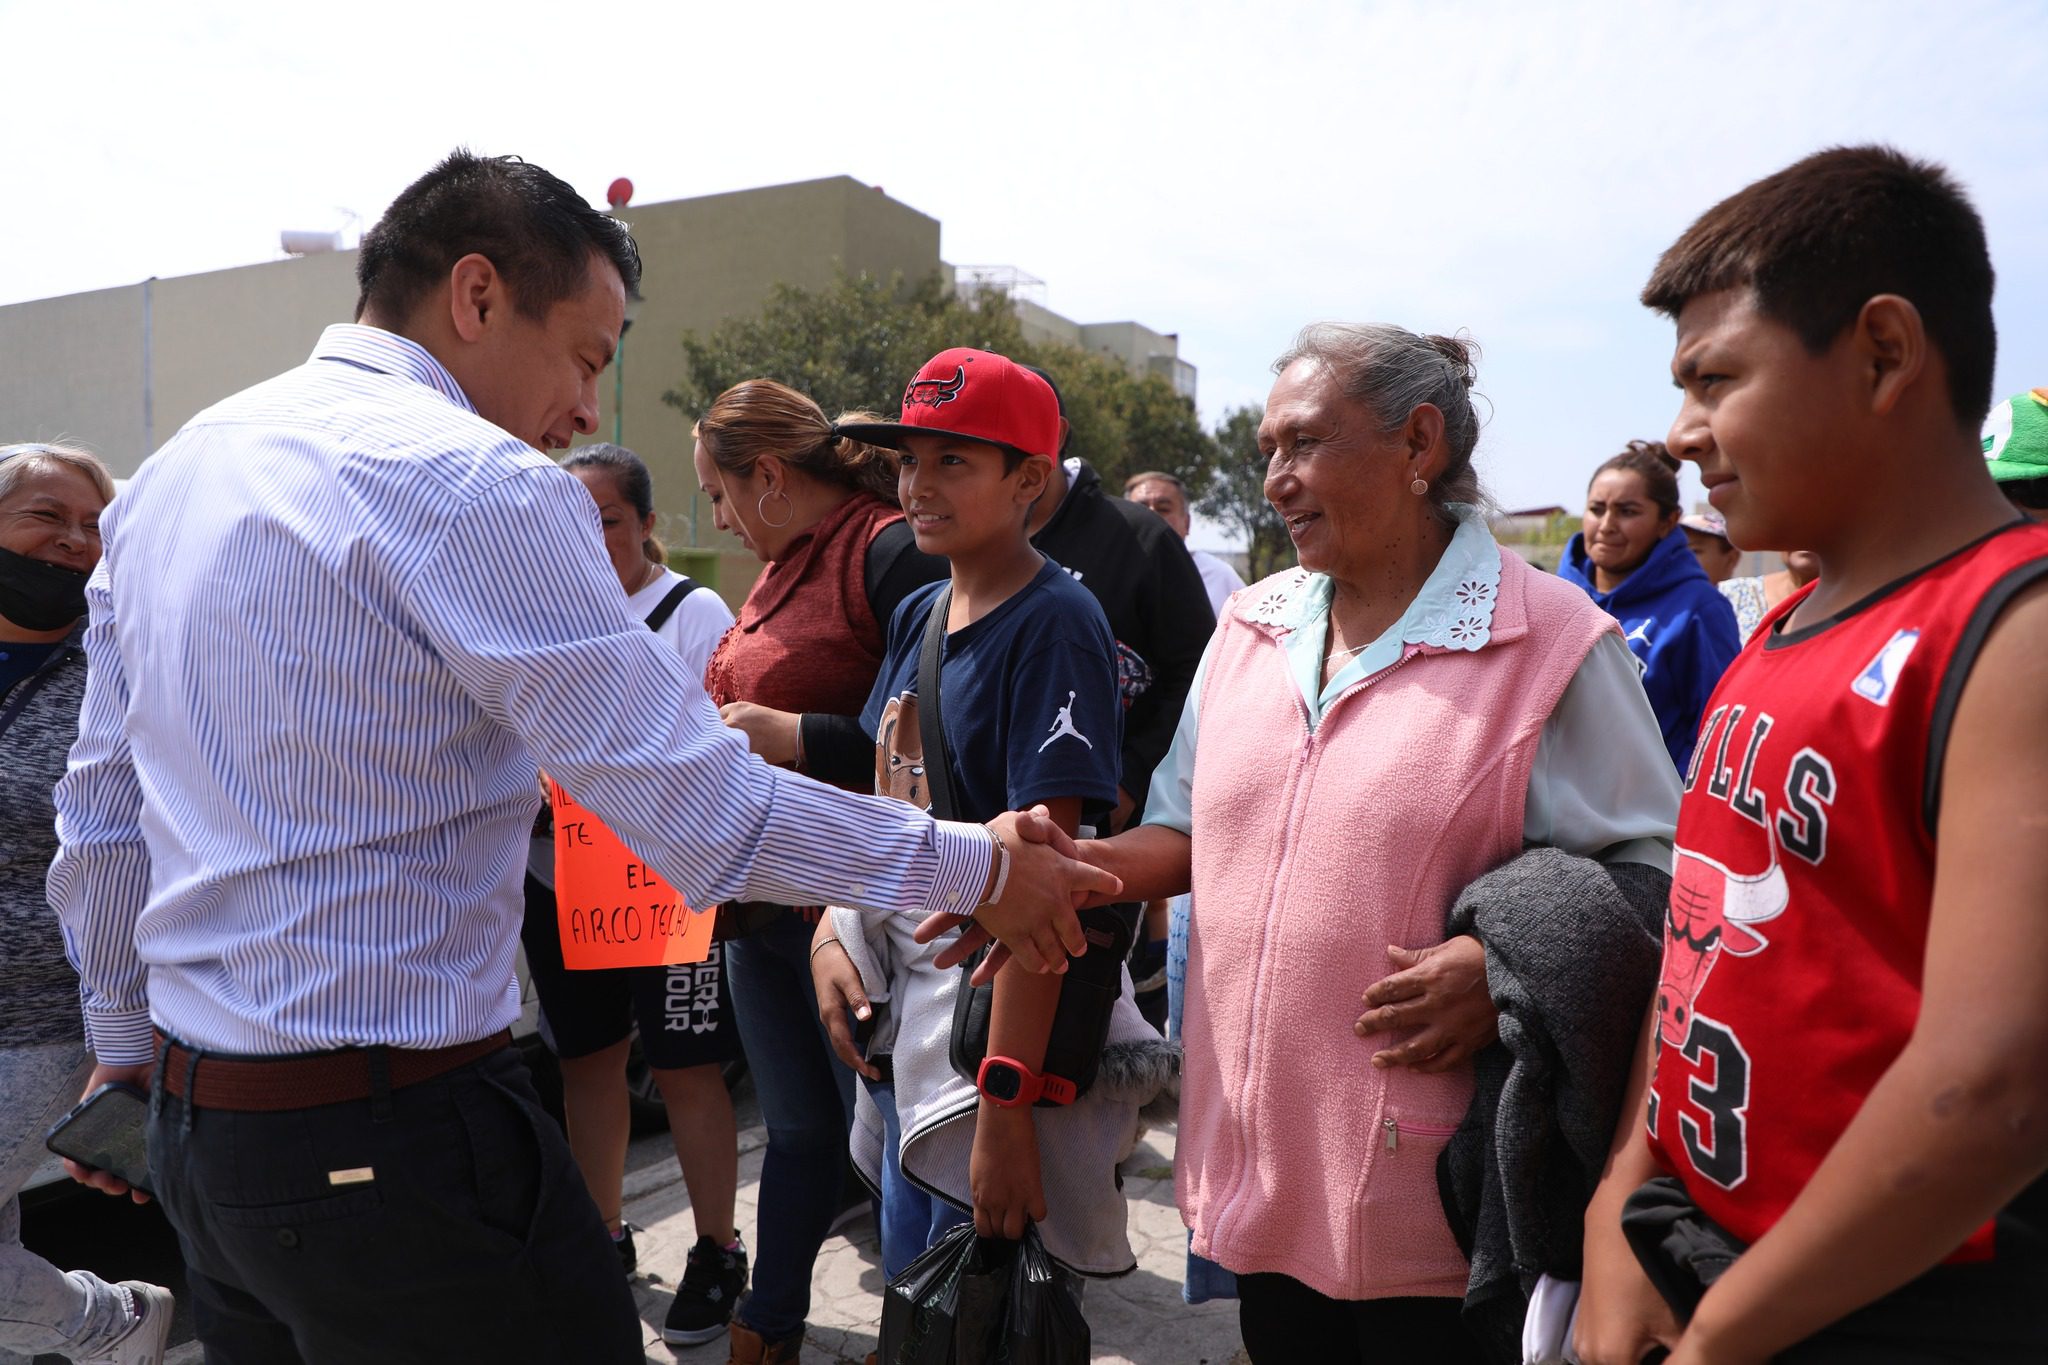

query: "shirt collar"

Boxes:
[1243, 504, 1504, 652]
[309, 324, 479, 415]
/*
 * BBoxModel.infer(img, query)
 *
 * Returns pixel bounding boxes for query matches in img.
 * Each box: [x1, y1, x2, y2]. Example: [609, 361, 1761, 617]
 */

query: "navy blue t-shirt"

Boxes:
[861, 557, 1122, 827]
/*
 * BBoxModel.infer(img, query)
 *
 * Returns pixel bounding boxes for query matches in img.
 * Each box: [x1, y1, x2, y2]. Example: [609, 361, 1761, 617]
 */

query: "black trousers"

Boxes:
[148, 1044, 641, 1364]
[1237, 1272, 1485, 1364]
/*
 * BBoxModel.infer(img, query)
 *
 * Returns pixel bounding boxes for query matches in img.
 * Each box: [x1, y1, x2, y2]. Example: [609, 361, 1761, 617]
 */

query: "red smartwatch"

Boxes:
[975, 1055, 1077, 1108]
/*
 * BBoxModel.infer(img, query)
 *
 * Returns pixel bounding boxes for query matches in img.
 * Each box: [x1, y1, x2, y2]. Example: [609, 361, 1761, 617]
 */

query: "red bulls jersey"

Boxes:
[1647, 521, 2048, 1258]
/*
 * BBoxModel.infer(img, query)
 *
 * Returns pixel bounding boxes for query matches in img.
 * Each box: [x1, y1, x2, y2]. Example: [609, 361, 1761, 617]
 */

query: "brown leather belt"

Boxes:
[155, 1030, 511, 1112]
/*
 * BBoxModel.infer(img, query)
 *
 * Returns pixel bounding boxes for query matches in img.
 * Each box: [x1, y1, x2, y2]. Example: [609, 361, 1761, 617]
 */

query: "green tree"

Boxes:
[1197, 404, 1291, 581]
[663, 269, 1218, 495]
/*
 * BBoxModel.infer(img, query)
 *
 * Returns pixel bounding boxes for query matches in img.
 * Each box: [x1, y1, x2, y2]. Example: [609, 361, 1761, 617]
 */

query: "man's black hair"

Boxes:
[1642, 145, 1996, 428]
[354, 149, 642, 325]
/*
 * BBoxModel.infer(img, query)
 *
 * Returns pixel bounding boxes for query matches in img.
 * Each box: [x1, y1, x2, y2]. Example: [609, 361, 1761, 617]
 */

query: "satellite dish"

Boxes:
[607, 177, 634, 210]
[281, 229, 343, 256]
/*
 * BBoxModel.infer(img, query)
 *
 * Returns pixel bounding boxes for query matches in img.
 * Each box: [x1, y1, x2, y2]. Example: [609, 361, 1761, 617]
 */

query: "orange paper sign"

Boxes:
[551, 783, 714, 970]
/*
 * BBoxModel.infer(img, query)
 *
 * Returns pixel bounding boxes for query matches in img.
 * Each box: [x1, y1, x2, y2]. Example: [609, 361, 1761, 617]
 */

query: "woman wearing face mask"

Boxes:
[0, 443, 176, 1364]
[693, 380, 946, 1365]
[1558, 441, 1742, 772]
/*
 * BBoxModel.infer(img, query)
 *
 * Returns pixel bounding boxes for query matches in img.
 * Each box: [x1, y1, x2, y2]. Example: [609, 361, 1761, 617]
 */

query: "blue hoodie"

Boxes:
[1559, 526, 1741, 772]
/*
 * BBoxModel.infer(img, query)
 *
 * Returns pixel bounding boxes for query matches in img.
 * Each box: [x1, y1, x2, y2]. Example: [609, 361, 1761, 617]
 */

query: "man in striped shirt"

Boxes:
[47, 150, 1113, 1364]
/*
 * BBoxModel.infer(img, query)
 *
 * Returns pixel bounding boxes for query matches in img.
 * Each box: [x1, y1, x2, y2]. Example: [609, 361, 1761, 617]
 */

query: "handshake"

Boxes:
[912, 805, 1122, 987]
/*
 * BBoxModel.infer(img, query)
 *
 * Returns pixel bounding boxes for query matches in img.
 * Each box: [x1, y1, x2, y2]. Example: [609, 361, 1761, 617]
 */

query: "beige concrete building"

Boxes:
[0, 175, 1193, 604]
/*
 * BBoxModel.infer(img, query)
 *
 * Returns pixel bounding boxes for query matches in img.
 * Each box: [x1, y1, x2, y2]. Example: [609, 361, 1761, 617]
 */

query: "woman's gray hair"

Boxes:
[0, 442, 116, 507]
[1272, 323, 1486, 528]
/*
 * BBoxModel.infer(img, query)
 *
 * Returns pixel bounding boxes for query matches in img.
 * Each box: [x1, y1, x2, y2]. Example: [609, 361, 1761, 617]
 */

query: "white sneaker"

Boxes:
[79, 1281, 174, 1365]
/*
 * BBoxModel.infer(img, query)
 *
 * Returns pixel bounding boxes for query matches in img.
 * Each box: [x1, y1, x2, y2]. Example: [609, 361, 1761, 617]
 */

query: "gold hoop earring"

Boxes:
[1410, 476, 1430, 496]
[758, 489, 793, 529]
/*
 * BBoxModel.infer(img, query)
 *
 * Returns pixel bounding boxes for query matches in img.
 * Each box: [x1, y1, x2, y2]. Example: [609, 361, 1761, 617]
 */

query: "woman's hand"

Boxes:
[970, 1106, 1047, 1240]
[810, 927, 881, 1081]
[1355, 935, 1498, 1073]
[719, 702, 800, 766]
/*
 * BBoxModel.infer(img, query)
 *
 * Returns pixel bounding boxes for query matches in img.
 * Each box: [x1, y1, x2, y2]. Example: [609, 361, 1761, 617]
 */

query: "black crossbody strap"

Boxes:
[642, 576, 703, 633]
[917, 587, 960, 821]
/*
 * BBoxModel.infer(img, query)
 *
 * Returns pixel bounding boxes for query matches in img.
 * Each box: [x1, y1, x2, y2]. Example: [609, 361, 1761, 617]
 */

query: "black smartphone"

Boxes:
[45, 1081, 153, 1196]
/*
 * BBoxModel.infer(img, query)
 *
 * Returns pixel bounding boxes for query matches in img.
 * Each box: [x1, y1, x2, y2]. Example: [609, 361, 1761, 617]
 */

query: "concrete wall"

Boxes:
[0, 252, 361, 474]
[1015, 298, 1083, 350]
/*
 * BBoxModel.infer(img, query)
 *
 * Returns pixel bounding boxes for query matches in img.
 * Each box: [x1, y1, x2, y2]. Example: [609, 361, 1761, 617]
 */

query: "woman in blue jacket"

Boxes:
[1559, 440, 1741, 772]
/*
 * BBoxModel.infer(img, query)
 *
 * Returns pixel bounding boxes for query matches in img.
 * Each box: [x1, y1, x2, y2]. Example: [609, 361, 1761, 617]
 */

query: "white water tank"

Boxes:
[281, 229, 344, 256]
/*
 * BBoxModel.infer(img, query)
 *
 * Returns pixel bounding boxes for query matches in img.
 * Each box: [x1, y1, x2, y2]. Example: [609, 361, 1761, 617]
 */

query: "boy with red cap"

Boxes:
[809, 350, 1158, 1305]
[1575, 147, 2048, 1364]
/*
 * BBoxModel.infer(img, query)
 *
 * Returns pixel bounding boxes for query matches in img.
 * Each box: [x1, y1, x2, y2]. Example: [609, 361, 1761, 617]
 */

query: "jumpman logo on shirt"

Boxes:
[1038, 692, 1094, 752]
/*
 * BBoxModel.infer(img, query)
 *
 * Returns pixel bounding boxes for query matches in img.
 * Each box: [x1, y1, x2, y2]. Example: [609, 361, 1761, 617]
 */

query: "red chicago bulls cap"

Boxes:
[835, 348, 1061, 461]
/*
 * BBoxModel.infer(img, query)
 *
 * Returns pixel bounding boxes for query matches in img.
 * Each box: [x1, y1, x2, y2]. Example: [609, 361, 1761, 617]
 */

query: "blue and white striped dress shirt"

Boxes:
[49, 324, 993, 1065]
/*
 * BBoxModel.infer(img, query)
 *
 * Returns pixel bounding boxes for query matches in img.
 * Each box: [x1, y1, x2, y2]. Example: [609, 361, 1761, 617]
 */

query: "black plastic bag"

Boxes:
[879, 1222, 1089, 1365]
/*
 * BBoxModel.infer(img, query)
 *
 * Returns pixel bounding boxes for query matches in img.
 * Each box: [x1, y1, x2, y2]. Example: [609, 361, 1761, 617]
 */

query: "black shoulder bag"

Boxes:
[918, 589, 1130, 1105]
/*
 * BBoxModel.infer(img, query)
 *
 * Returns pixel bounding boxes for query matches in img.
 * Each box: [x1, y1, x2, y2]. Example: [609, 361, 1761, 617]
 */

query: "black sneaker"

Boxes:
[662, 1235, 747, 1346]
[613, 1222, 638, 1276]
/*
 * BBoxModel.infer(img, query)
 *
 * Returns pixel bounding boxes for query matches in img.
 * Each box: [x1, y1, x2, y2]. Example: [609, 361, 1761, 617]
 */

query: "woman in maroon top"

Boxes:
[694, 379, 945, 1364]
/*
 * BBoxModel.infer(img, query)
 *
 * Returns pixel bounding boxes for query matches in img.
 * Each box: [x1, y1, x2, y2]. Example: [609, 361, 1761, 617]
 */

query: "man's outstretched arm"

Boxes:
[408, 467, 1110, 972]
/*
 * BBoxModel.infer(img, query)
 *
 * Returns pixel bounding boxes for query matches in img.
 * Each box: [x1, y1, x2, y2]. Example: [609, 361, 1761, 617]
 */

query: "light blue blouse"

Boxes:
[1143, 509, 1678, 870]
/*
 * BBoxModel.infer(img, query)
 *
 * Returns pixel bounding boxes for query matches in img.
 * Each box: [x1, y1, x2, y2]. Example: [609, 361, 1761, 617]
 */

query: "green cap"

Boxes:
[1983, 388, 2048, 483]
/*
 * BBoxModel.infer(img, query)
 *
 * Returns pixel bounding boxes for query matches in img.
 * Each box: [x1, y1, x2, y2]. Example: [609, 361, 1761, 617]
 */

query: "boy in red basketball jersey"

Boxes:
[1575, 147, 2048, 1364]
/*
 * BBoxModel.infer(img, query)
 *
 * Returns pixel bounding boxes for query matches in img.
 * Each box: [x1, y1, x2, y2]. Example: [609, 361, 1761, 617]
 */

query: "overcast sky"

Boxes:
[4, 0, 2043, 523]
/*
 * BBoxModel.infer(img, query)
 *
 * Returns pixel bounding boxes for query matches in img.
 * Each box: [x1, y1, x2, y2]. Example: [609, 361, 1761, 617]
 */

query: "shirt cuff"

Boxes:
[928, 820, 997, 917]
[84, 1008, 158, 1067]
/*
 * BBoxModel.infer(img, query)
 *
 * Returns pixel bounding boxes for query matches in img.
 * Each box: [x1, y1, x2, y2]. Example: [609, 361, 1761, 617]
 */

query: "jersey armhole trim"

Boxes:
[1922, 558, 2048, 835]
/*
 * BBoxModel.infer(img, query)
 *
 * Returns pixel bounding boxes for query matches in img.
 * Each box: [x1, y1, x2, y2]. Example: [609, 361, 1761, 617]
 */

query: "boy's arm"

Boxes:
[1573, 1000, 1684, 1364]
[1672, 582, 2048, 1365]
[971, 796, 1081, 1240]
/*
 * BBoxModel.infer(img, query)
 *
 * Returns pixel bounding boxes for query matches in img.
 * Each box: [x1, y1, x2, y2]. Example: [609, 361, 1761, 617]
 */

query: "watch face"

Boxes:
[983, 1063, 1024, 1103]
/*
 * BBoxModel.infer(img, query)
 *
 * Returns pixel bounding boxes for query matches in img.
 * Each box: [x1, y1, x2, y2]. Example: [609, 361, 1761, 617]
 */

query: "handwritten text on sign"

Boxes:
[551, 783, 714, 970]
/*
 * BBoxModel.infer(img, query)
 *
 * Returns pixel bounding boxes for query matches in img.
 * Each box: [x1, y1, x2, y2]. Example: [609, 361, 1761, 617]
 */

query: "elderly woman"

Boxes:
[0, 443, 173, 1363]
[1074, 327, 1680, 1362]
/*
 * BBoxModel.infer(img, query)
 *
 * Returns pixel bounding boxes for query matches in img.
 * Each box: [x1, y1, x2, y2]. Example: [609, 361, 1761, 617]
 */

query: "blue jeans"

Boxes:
[725, 913, 859, 1339]
[865, 1079, 971, 1281]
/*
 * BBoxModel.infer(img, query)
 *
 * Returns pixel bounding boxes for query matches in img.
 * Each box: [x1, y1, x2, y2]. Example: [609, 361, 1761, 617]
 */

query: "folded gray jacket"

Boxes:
[1436, 845, 1670, 1364]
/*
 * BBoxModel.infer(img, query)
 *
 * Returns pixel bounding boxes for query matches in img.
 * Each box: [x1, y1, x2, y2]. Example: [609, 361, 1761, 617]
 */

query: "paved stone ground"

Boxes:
[626, 1121, 1246, 1365]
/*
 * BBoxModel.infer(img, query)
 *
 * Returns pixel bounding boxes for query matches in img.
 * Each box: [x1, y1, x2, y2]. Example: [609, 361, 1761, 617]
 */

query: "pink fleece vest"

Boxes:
[1180, 549, 1616, 1301]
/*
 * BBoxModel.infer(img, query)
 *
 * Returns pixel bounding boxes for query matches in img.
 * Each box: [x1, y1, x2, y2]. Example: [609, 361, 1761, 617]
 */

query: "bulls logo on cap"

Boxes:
[905, 366, 966, 410]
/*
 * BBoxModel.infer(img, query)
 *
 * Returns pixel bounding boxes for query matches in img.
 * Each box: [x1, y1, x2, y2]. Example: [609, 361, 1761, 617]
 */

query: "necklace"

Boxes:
[636, 560, 664, 593]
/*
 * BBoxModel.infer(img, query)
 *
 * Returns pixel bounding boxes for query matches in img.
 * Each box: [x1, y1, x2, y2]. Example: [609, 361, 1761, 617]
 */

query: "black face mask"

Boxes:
[0, 544, 91, 631]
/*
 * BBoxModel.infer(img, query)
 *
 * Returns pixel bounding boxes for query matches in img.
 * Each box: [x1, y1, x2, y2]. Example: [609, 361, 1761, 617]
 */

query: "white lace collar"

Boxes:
[1239, 505, 1504, 653]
